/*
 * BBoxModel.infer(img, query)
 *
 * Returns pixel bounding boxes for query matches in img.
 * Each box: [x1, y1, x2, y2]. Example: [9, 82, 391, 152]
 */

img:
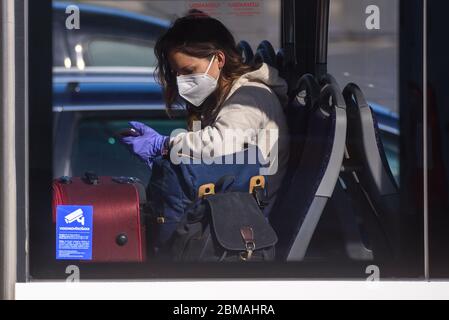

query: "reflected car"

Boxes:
[52, 2, 184, 185]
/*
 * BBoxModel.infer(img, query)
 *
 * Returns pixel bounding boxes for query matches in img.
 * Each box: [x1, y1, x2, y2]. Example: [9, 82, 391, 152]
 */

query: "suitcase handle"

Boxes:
[58, 176, 72, 184]
[112, 176, 142, 184]
[84, 171, 99, 185]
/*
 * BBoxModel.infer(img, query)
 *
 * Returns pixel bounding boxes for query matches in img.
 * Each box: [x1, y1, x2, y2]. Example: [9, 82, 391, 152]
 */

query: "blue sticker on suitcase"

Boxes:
[56, 205, 93, 260]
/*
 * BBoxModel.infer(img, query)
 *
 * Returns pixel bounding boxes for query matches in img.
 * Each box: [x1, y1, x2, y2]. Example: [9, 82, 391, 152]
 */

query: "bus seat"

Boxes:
[276, 49, 285, 73]
[285, 74, 320, 175]
[320, 73, 339, 87]
[309, 75, 377, 261]
[341, 83, 400, 259]
[270, 75, 320, 227]
[270, 84, 347, 261]
[254, 40, 277, 68]
[329, 180, 374, 260]
[276, 48, 293, 79]
[237, 40, 254, 65]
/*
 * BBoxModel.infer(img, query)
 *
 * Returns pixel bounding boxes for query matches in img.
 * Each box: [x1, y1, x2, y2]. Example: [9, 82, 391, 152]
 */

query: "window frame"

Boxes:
[25, 0, 427, 282]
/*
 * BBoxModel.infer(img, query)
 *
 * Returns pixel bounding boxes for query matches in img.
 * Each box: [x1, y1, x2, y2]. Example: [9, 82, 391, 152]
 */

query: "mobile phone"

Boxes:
[117, 128, 141, 138]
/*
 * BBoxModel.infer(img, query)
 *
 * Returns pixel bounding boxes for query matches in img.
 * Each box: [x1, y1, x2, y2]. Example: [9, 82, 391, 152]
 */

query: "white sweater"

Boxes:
[170, 63, 290, 206]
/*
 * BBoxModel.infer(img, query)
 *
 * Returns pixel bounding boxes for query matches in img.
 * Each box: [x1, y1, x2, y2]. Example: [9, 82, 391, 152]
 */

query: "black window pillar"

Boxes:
[292, 0, 330, 79]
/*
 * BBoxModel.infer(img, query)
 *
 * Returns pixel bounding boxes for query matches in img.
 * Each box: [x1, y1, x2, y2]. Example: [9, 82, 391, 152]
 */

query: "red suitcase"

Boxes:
[52, 172, 147, 262]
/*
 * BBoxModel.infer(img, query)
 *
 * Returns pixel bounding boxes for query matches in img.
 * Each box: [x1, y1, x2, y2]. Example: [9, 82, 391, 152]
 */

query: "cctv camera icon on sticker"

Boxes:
[64, 208, 85, 226]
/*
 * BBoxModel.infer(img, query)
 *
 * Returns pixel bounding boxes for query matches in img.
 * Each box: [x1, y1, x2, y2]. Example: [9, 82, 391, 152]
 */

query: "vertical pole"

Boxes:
[281, 0, 296, 60]
[315, 0, 330, 78]
[423, 0, 429, 280]
[294, 0, 330, 78]
[0, 0, 17, 300]
[281, 0, 298, 88]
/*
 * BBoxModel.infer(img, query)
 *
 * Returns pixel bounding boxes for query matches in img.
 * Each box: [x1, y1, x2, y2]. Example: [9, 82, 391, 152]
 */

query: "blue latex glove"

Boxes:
[120, 121, 169, 168]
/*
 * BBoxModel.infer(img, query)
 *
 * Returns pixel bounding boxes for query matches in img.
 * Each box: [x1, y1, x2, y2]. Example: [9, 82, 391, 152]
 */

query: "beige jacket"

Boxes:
[170, 63, 290, 205]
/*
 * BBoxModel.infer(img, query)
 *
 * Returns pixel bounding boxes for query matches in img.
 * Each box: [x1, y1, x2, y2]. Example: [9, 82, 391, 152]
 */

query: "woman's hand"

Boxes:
[120, 121, 169, 168]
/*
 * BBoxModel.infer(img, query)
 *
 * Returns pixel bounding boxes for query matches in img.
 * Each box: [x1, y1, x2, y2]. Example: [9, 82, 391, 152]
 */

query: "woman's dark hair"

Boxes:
[154, 10, 260, 127]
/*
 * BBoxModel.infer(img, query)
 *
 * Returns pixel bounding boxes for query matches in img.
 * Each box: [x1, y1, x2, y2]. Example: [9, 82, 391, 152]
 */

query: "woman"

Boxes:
[121, 12, 289, 213]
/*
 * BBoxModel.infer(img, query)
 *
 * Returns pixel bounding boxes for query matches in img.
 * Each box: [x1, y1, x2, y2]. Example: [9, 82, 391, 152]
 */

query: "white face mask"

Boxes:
[176, 55, 220, 107]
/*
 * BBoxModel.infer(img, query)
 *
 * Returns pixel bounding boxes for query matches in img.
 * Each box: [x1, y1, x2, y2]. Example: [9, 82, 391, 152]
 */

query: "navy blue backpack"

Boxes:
[147, 149, 269, 254]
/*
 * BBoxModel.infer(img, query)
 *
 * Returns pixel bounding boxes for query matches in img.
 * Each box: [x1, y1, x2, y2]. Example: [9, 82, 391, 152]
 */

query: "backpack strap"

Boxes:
[249, 176, 269, 210]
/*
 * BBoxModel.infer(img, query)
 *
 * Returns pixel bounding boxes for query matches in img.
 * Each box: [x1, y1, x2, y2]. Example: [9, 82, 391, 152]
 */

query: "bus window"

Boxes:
[328, 0, 400, 183]
[26, 0, 426, 282]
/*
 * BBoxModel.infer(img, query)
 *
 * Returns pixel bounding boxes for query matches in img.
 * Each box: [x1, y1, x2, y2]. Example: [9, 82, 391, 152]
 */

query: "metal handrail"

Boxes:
[0, 0, 17, 300]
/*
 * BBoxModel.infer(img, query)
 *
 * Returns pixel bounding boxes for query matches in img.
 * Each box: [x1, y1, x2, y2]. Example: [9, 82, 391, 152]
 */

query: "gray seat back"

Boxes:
[270, 84, 347, 261]
[342, 83, 400, 259]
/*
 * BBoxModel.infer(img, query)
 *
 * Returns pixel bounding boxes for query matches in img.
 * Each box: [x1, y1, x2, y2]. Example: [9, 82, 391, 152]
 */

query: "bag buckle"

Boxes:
[240, 226, 255, 261]
[249, 176, 265, 194]
[198, 183, 215, 198]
